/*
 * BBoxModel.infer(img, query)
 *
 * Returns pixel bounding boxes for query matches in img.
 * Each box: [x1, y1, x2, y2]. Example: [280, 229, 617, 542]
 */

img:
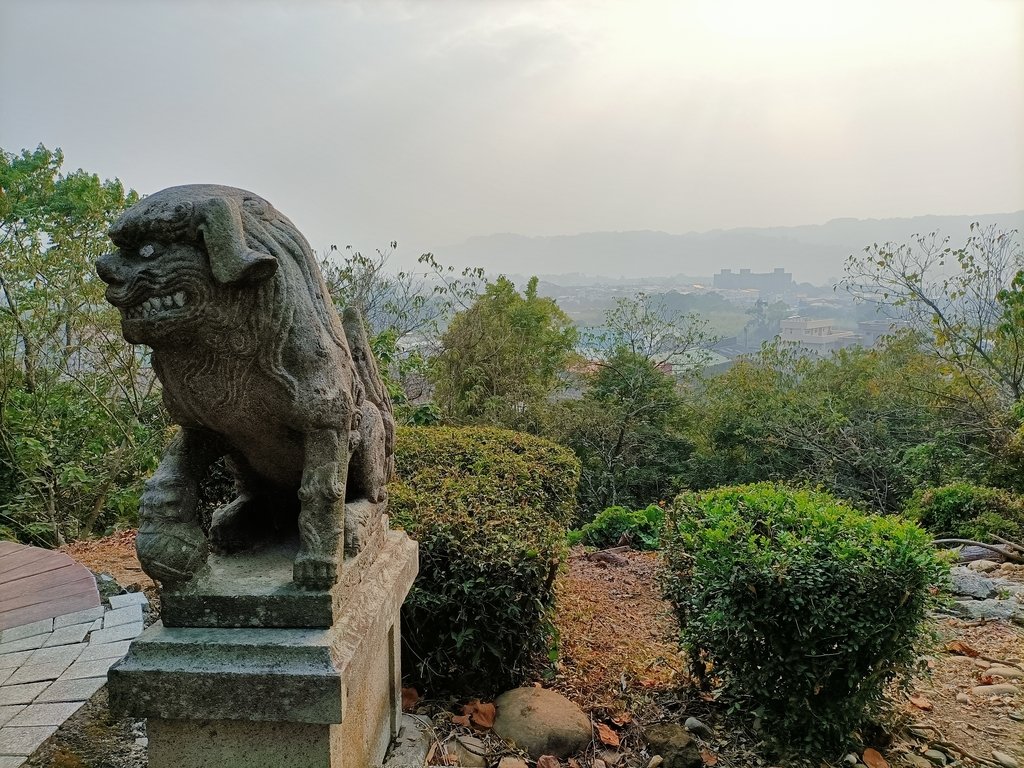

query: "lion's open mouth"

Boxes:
[124, 292, 187, 320]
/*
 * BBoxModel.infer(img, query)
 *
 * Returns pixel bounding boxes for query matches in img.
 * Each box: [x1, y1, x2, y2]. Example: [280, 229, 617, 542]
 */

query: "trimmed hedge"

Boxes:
[568, 504, 665, 550]
[390, 426, 580, 693]
[663, 483, 945, 757]
[905, 483, 1024, 541]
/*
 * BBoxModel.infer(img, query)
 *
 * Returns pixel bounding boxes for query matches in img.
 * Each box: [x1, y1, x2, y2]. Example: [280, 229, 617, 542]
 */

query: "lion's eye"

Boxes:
[139, 244, 156, 259]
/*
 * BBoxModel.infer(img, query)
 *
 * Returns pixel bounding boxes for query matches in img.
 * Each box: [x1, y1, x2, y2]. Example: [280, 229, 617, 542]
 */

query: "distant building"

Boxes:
[778, 317, 860, 356]
[713, 267, 793, 292]
[856, 319, 911, 347]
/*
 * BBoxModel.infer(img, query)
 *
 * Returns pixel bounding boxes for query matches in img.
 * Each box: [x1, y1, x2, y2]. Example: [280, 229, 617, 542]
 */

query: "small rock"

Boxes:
[956, 692, 970, 703]
[988, 666, 1024, 679]
[493, 687, 592, 759]
[593, 760, 608, 768]
[385, 714, 432, 768]
[599, 749, 622, 766]
[842, 754, 858, 765]
[974, 658, 993, 669]
[950, 598, 1019, 621]
[972, 683, 1020, 696]
[1010, 710, 1024, 722]
[923, 749, 948, 765]
[648, 758, 664, 768]
[904, 756, 932, 768]
[993, 752, 1020, 768]
[645, 723, 702, 768]
[968, 559, 1001, 573]
[453, 735, 487, 768]
[683, 716, 712, 738]
[497, 758, 529, 768]
[949, 567, 998, 599]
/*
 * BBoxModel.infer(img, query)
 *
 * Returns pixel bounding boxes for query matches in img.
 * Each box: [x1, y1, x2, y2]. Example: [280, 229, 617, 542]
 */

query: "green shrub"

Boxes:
[567, 504, 665, 549]
[390, 425, 580, 694]
[663, 483, 945, 757]
[905, 483, 1024, 541]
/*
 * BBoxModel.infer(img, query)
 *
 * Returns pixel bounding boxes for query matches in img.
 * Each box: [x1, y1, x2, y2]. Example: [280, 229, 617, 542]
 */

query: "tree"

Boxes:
[431, 276, 578, 431]
[0, 145, 160, 544]
[592, 291, 716, 365]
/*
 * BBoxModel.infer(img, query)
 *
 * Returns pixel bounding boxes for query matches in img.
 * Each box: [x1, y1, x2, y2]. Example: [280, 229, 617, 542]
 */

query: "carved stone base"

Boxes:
[109, 528, 418, 768]
[161, 500, 388, 629]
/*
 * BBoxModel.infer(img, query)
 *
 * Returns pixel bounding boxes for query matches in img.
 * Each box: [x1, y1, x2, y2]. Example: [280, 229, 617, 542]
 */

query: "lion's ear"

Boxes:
[196, 196, 278, 284]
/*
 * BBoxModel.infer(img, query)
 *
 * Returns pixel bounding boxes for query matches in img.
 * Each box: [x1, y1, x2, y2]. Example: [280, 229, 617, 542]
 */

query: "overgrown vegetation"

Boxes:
[663, 483, 946, 757]
[905, 482, 1024, 541]
[389, 425, 580, 693]
[567, 504, 664, 550]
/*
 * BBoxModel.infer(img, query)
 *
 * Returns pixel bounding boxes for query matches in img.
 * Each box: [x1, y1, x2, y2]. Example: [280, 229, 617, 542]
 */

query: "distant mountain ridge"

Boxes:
[441, 211, 1024, 285]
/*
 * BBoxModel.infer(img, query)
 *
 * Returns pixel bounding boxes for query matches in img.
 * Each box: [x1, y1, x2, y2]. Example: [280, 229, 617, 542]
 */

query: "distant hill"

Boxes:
[441, 211, 1024, 286]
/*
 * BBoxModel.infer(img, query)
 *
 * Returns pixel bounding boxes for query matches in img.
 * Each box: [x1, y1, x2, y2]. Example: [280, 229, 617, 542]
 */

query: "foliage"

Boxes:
[663, 483, 946, 757]
[432, 276, 578, 431]
[589, 291, 716, 365]
[567, 504, 665, 550]
[905, 482, 1024, 541]
[0, 145, 161, 544]
[680, 335, 982, 511]
[389, 425, 580, 693]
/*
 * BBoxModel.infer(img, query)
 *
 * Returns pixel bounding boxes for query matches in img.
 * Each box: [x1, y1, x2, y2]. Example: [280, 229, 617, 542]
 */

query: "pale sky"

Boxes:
[1, 0, 1022, 270]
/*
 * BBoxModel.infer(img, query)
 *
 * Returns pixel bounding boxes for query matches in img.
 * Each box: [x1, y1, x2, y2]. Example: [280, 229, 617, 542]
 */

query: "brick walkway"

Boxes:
[0, 543, 146, 766]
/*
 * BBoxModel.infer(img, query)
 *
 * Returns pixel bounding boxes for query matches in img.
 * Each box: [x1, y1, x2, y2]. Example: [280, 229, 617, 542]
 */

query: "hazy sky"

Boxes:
[1, 0, 1022, 269]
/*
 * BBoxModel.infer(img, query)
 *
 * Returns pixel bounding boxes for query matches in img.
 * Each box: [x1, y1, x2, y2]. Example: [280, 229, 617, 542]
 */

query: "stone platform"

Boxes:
[110, 528, 418, 768]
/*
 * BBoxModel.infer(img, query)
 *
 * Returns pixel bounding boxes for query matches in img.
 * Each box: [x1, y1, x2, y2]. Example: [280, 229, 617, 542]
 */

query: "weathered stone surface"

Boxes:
[645, 723, 702, 768]
[383, 713, 432, 768]
[949, 598, 1020, 622]
[96, 184, 396, 590]
[948, 567, 997, 599]
[453, 734, 488, 767]
[972, 683, 1020, 696]
[493, 687, 592, 759]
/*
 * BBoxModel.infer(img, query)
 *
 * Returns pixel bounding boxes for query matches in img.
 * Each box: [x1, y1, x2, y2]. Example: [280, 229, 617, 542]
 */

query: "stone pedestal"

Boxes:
[109, 519, 418, 768]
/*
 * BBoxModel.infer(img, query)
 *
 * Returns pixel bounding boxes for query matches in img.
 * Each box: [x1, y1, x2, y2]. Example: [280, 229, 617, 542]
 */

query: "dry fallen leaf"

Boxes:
[537, 756, 560, 768]
[610, 711, 632, 726]
[946, 640, 980, 657]
[401, 687, 420, 712]
[451, 714, 471, 728]
[469, 701, 496, 729]
[700, 749, 718, 765]
[908, 695, 933, 711]
[862, 748, 889, 768]
[595, 722, 620, 747]
[568, 759, 582, 768]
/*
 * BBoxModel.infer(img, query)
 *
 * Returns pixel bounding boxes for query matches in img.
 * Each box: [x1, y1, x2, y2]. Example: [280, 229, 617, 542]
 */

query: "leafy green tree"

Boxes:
[0, 145, 161, 544]
[431, 276, 578, 431]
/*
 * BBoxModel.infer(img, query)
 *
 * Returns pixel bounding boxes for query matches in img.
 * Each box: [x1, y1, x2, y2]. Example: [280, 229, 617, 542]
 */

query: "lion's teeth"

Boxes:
[162, 295, 174, 308]
[173, 292, 185, 307]
[148, 298, 161, 311]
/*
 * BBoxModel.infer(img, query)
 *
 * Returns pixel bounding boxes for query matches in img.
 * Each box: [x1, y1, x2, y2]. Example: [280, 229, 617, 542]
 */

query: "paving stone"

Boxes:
[0, 682, 49, 706]
[61, 657, 118, 680]
[108, 592, 148, 609]
[53, 606, 104, 629]
[41, 623, 91, 648]
[0, 723, 58, 755]
[3, 663, 67, 686]
[0, 757, 26, 768]
[0, 619, 53, 645]
[102, 605, 142, 629]
[0, 652, 31, 671]
[8, 701, 84, 727]
[26, 644, 85, 668]
[0, 634, 47, 655]
[79, 640, 129, 662]
[0, 705, 24, 728]
[0, 670, 11, 688]
[88, 622, 143, 645]
[35, 676, 105, 703]
[89, 618, 103, 632]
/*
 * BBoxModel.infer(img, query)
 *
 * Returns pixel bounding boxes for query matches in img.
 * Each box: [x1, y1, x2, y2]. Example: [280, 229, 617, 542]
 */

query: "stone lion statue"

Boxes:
[96, 185, 395, 589]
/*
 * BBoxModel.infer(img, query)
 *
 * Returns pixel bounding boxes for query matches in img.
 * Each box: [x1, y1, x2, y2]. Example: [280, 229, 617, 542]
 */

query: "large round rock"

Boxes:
[493, 687, 591, 759]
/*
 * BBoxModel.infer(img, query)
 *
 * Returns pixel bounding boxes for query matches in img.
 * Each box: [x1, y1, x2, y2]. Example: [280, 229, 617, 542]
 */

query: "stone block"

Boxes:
[112, 529, 418, 768]
[103, 605, 143, 629]
[0, 634, 47, 655]
[41, 623, 91, 647]
[0, 705, 25, 728]
[161, 506, 387, 629]
[109, 592, 149, 610]
[53, 606, 105, 629]
[0, 652, 32, 671]
[0, 682, 49, 706]
[8, 701, 84, 727]
[0, 723, 57, 755]
[62, 657, 119, 681]
[89, 621, 144, 645]
[26, 644, 86, 667]
[80, 640, 130, 662]
[35, 676, 106, 703]
[0, 619, 53, 645]
[4, 662, 68, 686]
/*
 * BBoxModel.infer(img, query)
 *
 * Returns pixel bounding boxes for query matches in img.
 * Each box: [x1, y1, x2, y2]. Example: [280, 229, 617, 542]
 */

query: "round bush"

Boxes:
[390, 425, 580, 694]
[663, 483, 945, 757]
[905, 482, 1024, 541]
[567, 504, 665, 550]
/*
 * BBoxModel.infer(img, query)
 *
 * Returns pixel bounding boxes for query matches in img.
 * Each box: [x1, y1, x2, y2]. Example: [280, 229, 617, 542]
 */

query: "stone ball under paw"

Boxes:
[136, 523, 208, 585]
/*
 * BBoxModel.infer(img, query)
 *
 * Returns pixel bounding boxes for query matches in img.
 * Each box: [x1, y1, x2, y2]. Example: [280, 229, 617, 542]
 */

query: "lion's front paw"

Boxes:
[293, 551, 338, 590]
